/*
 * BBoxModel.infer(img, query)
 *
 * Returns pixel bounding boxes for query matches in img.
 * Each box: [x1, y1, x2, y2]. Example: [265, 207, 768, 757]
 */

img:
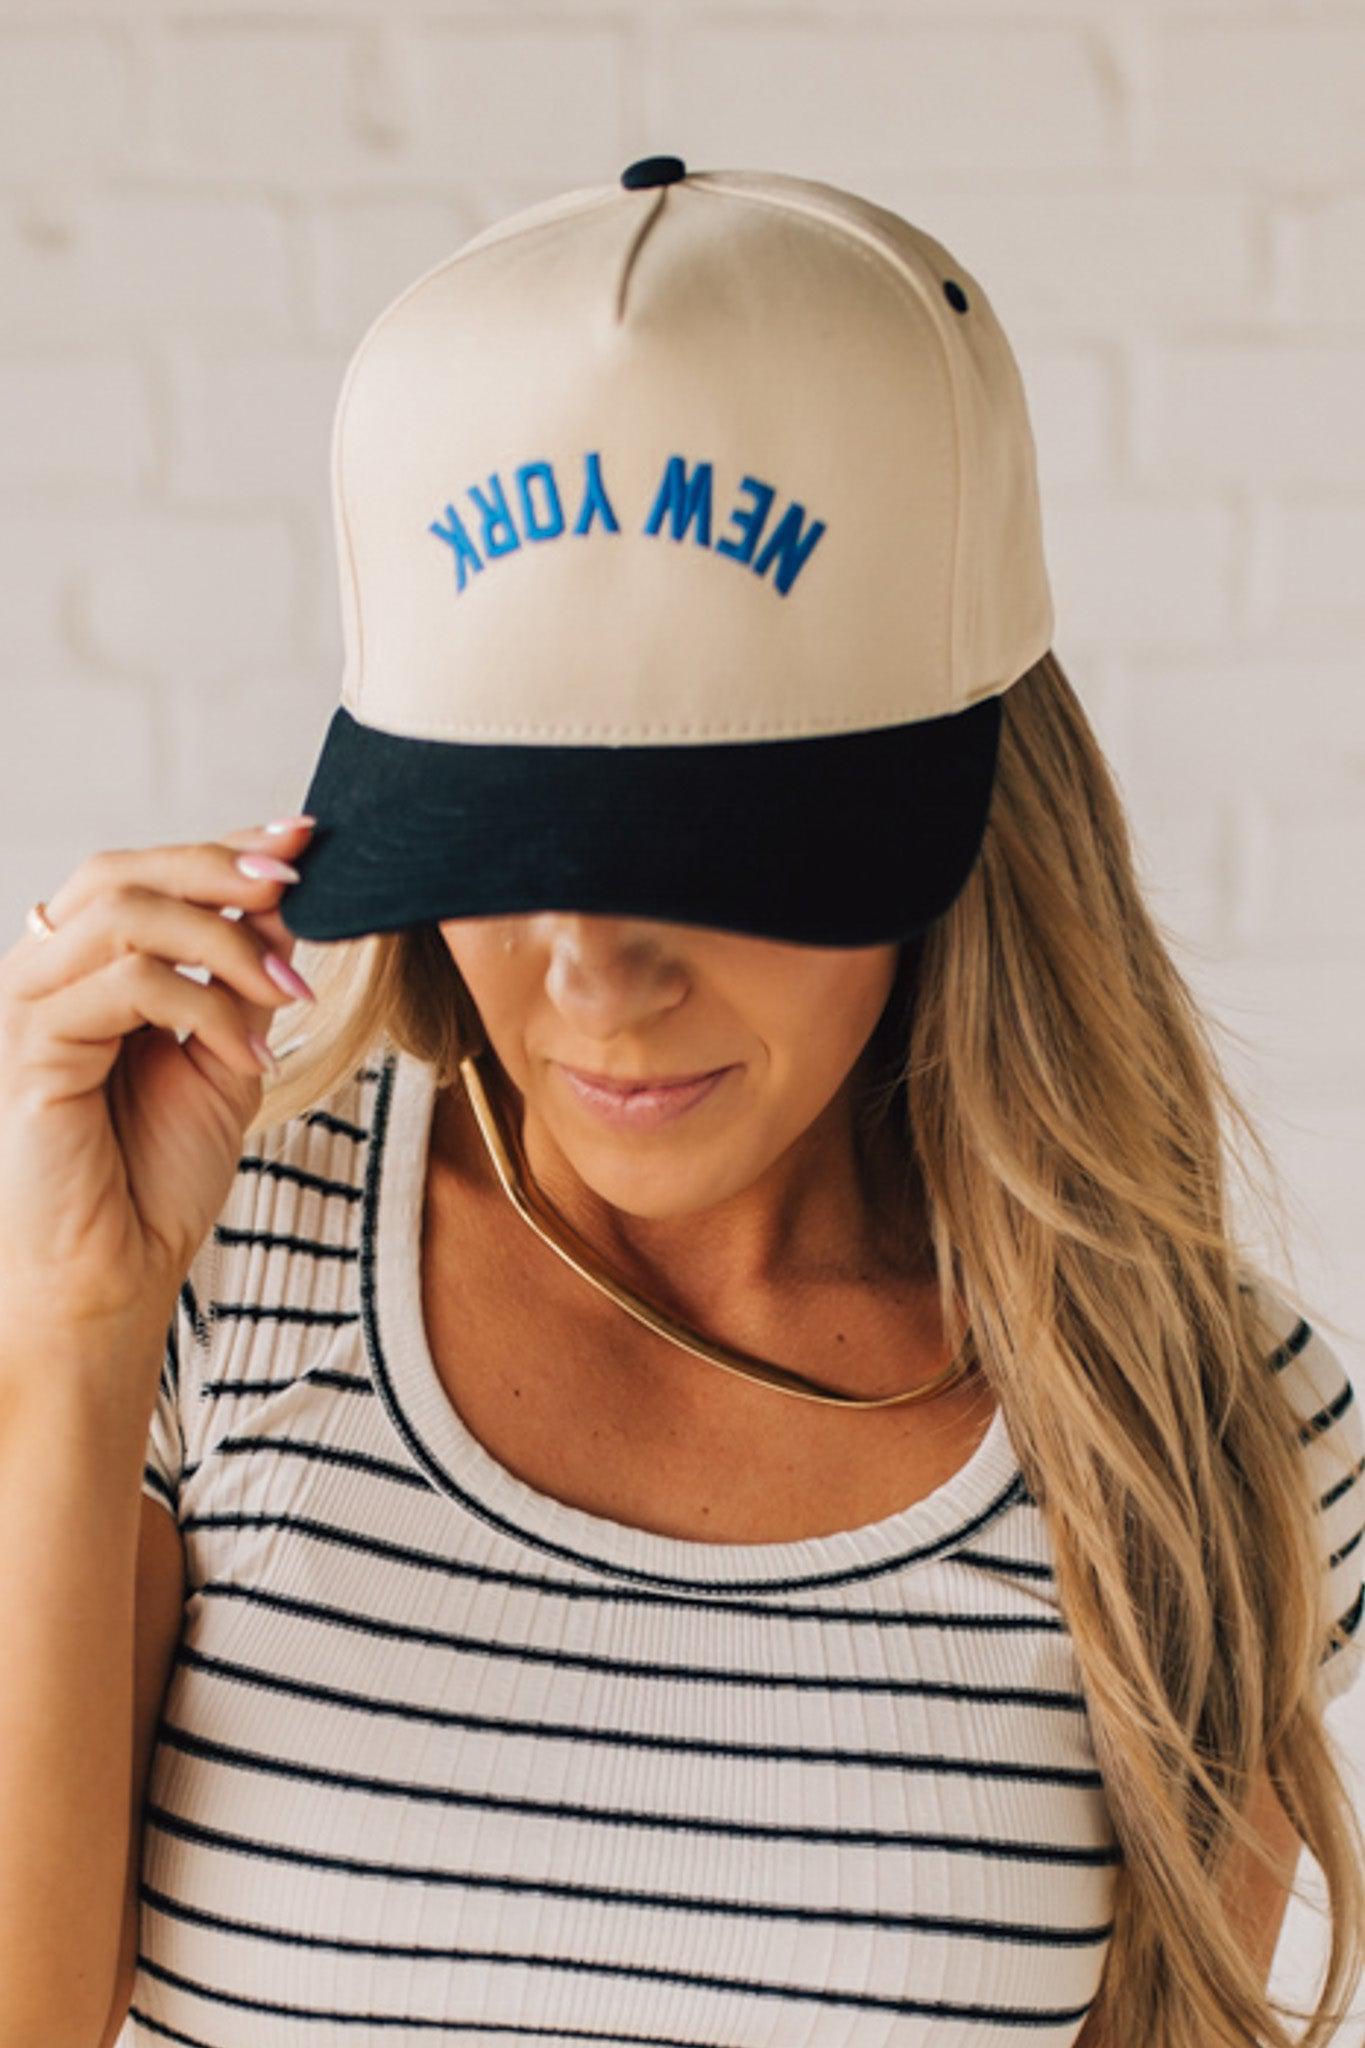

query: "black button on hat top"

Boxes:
[621, 155, 687, 190]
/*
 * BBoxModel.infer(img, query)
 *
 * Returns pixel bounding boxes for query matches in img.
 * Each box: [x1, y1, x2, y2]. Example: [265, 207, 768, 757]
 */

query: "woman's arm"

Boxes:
[1227, 1761, 1303, 1986]
[1075, 1761, 1300, 2046]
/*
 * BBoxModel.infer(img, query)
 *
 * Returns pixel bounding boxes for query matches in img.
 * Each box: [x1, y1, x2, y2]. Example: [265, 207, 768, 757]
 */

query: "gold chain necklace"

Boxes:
[456, 1048, 977, 1411]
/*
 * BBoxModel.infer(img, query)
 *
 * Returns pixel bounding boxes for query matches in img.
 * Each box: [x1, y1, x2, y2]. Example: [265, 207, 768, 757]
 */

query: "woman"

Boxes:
[3, 164, 1361, 2048]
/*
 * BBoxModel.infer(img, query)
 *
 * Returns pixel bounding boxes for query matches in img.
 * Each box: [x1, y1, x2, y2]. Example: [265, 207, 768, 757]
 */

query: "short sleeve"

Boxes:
[139, 1279, 195, 1522]
[1257, 1288, 1365, 1709]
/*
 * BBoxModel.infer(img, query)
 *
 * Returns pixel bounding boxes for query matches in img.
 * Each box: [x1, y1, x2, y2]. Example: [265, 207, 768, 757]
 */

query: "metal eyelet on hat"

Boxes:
[620, 155, 687, 190]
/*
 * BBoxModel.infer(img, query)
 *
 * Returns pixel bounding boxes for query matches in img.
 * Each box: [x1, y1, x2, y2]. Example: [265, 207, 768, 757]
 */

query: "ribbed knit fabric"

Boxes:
[127, 1040, 1365, 2047]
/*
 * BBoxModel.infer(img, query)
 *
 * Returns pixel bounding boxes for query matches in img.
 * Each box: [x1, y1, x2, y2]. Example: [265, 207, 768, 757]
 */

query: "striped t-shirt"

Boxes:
[124, 1039, 1365, 2047]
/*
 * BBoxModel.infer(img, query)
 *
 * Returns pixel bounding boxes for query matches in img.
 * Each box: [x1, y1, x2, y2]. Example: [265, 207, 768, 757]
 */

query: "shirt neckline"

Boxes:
[364, 1041, 1027, 1591]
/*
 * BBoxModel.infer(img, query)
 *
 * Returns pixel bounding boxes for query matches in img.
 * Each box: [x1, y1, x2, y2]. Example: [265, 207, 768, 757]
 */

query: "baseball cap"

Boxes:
[281, 155, 1054, 951]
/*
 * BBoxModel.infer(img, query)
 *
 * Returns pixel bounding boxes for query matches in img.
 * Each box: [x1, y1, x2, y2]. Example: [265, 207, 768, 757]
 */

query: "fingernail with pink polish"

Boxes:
[237, 854, 300, 882]
[247, 1033, 280, 1076]
[263, 952, 316, 1003]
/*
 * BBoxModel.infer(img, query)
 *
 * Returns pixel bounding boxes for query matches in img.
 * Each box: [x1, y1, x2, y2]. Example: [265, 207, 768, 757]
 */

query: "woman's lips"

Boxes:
[560, 1065, 724, 1093]
[555, 1063, 735, 1129]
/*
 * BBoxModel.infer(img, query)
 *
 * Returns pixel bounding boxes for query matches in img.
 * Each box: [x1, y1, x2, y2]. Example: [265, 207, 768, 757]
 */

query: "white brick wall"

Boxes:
[1, 1, 1361, 2029]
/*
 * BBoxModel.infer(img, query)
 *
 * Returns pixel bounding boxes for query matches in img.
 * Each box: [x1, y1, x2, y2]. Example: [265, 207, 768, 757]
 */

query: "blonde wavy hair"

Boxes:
[247, 647, 1364, 2047]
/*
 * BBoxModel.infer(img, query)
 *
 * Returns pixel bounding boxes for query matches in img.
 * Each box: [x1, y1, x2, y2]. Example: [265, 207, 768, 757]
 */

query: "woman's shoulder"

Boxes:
[190, 1045, 393, 1354]
[1240, 1267, 1365, 1705]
